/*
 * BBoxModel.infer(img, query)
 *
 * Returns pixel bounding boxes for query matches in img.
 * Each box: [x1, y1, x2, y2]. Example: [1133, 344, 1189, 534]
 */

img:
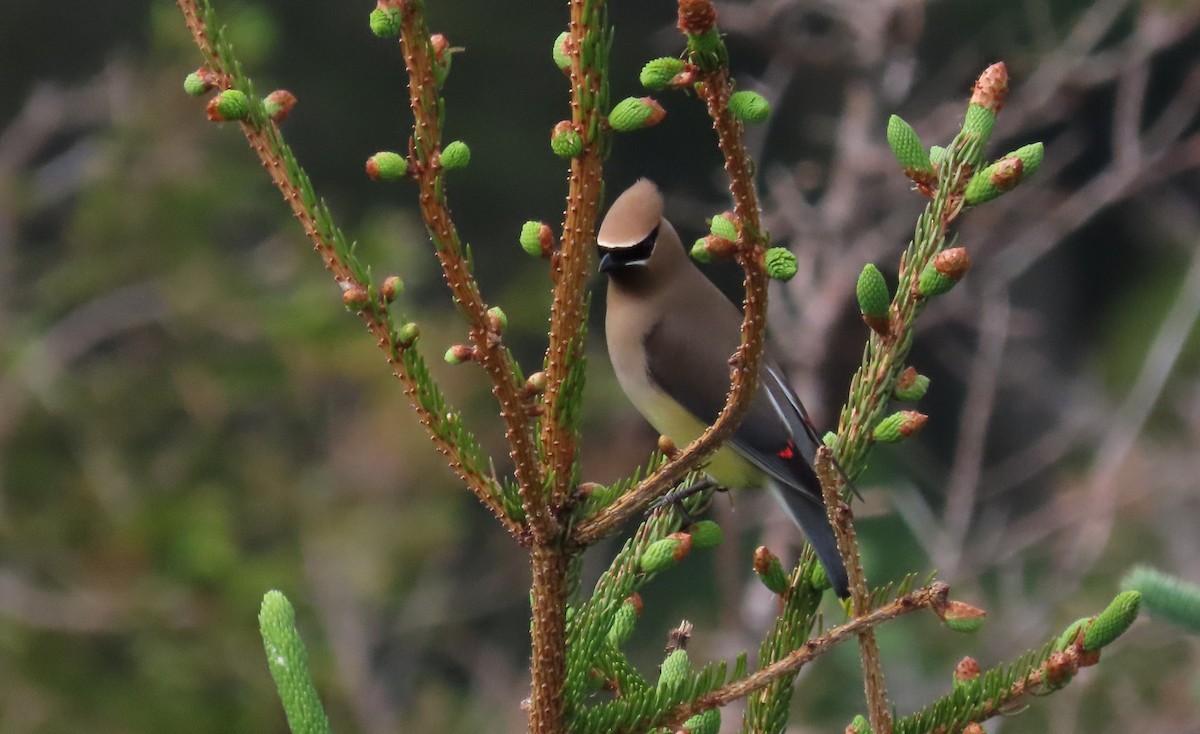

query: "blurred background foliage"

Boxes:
[1, 0, 1199, 732]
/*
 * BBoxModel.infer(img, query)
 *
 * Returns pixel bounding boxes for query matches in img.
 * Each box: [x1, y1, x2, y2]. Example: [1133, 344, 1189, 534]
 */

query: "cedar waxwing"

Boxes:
[599, 179, 850, 598]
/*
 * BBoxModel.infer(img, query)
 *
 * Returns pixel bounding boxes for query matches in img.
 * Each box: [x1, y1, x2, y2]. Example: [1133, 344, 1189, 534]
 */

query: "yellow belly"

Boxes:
[624, 380, 763, 490]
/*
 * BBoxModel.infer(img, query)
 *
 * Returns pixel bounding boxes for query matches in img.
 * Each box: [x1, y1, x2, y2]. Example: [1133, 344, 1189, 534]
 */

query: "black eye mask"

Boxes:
[601, 225, 658, 266]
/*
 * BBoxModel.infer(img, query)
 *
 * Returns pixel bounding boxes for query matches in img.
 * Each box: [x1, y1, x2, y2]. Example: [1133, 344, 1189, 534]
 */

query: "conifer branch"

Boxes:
[395, 1, 550, 542]
[658, 583, 950, 730]
[542, 0, 610, 512]
[573, 0, 770, 546]
[174, 0, 522, 540]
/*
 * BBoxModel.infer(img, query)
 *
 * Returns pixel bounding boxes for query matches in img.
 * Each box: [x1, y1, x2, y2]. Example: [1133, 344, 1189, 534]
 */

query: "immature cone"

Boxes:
[183, 69, 215, 97]
[753, 546, 789, 595]
[941, 600, 987, 633]
[524, 371, 548, 396]
[971, 62, 1009, 114]
[886, 114, 933, 178]
[609, 97, 666, 132]
[440, 140, 470, 170]
[640, 57, 686, 90]
[856, 263, 890, 334]
[366, 151, 408, 181]
[917, 247, 971, 297]
[1082, 591, 1141, 652]
[873, 410, 927, 442]
[680, 709, 720, 734]
[342, 285, 370, 311]
[964, 142, 1044, 205]
[606, 594, 642, 648]
[688, 520, 723, 549]
[677, 0, 717, 34]
[550, 121, 583, 158]
[263, 90, 297, 123]
[658, 648, 692, 689]
[640, 534, 692, 573]
[381, 275, 403, 302]
[692, 233, 735, 264]
[444, 344, 475, 364]
[369, 2, 402, 37]
[846, 715, 871, 734]
[954, 656, 981, 686]
[519, 220, 554, 258]
[206, 89, 250, 122]
[396, 322, 420, 347]
[764, 247, 798, 281]
[709, 212, 738, 242]
[552, 31, 572, 72]
[894, 366, 930, 401]
[728, 91, 771, 124]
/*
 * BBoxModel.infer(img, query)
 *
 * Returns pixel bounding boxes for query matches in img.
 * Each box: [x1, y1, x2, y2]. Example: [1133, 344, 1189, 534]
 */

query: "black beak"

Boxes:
[598, 251, 616, 273]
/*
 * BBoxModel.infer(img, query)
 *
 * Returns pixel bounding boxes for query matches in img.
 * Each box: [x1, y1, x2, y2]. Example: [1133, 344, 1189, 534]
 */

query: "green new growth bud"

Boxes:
[856, 263, 890, 319]
[369, 4, 402, 37]
[765, 247, 798, 281]
[1082, 591, 1141, 652]
[550, 121, 583, 158]
[691, 238, 714, 264]
[366, 151, 408, 181]
[206, 89, 250, 122]
[607, 594, 642, 648]
[753, 546, 789, 595]
[680, 709, 720, 734]
[552, 31, 572, 72]
[688, 520, 723, 549]
[381, 275, 403, 302]
[519, 220, 554, 258]
[263, 90, 297, 123]
[729, 90, 771, 124]
[440, 141, 470, 170]
[848, 714, 872, 734]
[1054, 617, 1090, 652]
[941, 600, 987, 633]
[894, 366, 930, 401]
[954, 656, 981, 687]
[709, 212, 737, 242]
[917, 247, 971, 298]
[886, 115, 933, 175]
[873, 410, 927, 442]
[929, 145, 947, 167]
[342, 285, 370, 312]
[686, 29, 727, 71]
[1010, 142, 1044, 179]
[640, 57, 686, 90]
[1122, 565, 1200, 633]
[658, 648, 692, 688]
[486, 306, 507, 331]
[184, 71, 213, 97]
[396, 322, 420, 347]
[640, 534, 691, 573]
[822, 431, 837, 447]
[444, 344, 475, 364]
[964, 156, 1023, 205]
[259, 591, 331, 734]
[808, 561, 831, 592]
[609, 97, 666, 132]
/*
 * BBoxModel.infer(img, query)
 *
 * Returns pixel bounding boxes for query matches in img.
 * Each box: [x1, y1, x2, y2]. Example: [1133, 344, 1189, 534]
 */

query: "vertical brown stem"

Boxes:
[528, 543, 569, 734]
[816, 448, 892, 734]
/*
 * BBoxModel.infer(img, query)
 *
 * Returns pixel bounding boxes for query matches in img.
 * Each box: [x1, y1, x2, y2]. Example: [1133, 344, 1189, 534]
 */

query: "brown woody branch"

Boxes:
[174, 0, 525, 540]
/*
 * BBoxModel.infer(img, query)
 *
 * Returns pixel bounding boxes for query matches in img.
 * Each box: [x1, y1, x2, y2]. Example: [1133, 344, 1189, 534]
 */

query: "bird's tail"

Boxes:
[768, 482, 850, 598]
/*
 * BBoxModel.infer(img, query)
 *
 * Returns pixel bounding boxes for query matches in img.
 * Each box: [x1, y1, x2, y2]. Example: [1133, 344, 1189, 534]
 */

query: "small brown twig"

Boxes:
[656, 582, 950, 730]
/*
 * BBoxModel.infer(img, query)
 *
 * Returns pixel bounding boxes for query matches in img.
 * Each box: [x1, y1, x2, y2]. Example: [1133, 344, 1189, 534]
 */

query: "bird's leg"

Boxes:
[649, 477, 721, 524]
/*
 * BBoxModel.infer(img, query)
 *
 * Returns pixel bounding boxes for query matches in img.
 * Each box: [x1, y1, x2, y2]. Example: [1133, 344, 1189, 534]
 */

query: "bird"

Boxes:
[597, 178, 850, 598]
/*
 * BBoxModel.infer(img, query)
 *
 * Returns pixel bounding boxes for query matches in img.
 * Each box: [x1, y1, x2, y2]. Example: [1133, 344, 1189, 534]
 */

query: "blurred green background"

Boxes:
[2, 1, 1199, 732]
